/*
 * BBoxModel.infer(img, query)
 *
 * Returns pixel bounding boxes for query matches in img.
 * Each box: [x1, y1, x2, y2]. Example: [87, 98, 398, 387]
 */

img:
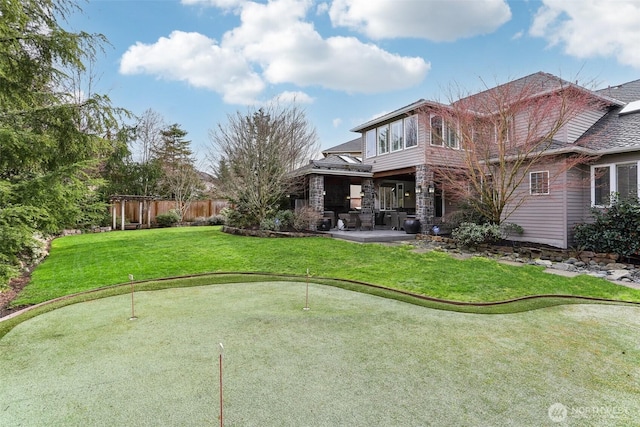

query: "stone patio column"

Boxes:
[416, 165, 435, 234]
[361, 178, 374, 213]
[308, 174, 324, 231]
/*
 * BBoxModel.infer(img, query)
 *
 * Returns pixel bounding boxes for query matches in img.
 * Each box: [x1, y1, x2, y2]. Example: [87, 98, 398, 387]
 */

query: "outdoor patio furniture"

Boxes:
[338, 213, 359, 230]
[387, 211, 398, 230]
[397, 212, 407, 230]
[359, 213, 374, 230]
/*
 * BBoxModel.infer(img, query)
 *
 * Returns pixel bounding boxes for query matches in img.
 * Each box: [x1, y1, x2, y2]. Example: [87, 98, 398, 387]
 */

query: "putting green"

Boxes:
[1, 282, 638, 426]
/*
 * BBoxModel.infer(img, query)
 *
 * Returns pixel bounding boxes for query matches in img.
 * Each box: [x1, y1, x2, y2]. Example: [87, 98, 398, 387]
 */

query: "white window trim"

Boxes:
[404, 115, 418, 149]
[529, 170, 549, 195]
[430, 114, 443, 146]
[390, 119, 403, 152]
[377, 124, 390, 155]
[365, 128, 376, 159]
[591, 161, 640, 207]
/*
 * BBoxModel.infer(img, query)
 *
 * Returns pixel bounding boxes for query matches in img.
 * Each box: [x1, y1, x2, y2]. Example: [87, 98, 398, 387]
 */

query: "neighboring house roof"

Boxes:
[322, 137, 362, 157]
[290, 154, 372, 178]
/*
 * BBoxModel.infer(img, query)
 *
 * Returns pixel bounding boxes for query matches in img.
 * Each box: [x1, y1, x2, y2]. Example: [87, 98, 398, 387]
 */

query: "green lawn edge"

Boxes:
[2, 272, 638, 340]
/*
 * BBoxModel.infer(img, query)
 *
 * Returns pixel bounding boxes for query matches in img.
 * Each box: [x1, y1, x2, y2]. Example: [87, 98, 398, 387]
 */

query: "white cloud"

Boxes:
[328, 0, 511, 41]
[120, 0, 430, 104]
[180, 0, 246, 10]
[332, 118, 342, 128]
[272, 91, 315, 104]
[530, 0, 640, 68]
[119, 31, 264, 104]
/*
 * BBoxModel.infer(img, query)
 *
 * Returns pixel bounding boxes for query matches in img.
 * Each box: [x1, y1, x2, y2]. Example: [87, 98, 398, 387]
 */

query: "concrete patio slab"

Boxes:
[323, 229, 417, 243]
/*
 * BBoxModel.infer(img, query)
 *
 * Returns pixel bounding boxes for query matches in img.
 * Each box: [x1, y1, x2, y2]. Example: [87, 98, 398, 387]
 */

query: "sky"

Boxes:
[66, 0, 640, 167]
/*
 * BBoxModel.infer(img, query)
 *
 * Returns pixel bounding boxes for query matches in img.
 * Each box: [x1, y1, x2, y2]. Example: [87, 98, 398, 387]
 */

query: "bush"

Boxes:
[155, 210, 180, 228]
[573, 197, 640, 257]
[452, 222, 502, 247]
[207, 215, 226, 226]
[293, 206, 321, 231]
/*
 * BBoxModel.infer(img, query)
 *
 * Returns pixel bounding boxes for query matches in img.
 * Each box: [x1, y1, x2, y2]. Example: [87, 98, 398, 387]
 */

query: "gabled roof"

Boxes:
[574, 78, 640, 153]
[596, 78, 640, 103]
[322, 137, 362, 156]
[457, 71, 622, 110]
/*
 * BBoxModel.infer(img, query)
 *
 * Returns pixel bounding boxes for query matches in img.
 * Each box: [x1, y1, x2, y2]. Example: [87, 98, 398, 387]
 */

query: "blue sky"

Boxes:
[67, 0, 640, 166]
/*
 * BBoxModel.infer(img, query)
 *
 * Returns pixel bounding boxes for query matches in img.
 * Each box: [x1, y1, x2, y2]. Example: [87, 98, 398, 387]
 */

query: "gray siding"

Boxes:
[565, 166, 591, 247]
[504, 162, 569, 248]
[566, 108, 607, 143]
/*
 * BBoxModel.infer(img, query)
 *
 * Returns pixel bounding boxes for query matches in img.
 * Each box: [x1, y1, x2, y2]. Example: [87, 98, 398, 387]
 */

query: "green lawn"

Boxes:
[1, 282, 638, 426]
[13, 226, 640, 307]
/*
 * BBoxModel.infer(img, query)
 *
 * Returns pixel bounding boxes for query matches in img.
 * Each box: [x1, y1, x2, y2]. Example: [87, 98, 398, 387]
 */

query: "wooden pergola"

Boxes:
[109, 195, 156, 231]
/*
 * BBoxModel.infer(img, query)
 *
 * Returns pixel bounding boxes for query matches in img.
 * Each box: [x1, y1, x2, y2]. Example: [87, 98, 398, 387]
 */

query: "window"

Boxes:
[592, 162, 639, 206]
[530, 171, 549, 195]
[377, 125, 389, 155]
[594, 166, 611, 206]
[365, 129, 376, 158]
[404, 115, 418, 148]
[445, 124, 459, 148]
[390, 120, 403, 152]
[430, 115, 443, 146]
[617, 163, 638, 201]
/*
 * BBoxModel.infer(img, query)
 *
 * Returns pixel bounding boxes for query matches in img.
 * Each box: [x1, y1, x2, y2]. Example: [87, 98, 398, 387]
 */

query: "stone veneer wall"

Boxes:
[361, 178, 374, 212]
[308, 174, 324, 231]
[415, 165, 434, 234]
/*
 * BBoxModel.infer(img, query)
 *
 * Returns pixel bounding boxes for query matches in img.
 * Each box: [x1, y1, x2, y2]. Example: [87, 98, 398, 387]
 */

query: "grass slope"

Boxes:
[1, 283, 639, 426]
[13, 226, 640, 307]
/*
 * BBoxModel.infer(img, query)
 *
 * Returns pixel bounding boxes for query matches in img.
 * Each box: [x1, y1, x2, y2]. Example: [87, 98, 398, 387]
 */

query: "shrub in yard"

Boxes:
[155, 210, 180, 228]
[207, 215, 226, 226]
[573, 197, 640, 257]
[452, 222, 502, 247]
[500, 222, 524, 239]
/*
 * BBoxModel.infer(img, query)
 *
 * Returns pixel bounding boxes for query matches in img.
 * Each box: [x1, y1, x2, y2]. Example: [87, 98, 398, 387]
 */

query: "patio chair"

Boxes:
[397, 212, 407, 230]
[388, 211, 398, 230]
[338, 213, 358, 230]
[359, 213, 374, 230]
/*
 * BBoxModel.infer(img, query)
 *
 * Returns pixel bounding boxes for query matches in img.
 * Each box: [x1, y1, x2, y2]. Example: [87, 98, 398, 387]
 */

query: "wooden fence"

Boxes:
[112, 199, 229, 225]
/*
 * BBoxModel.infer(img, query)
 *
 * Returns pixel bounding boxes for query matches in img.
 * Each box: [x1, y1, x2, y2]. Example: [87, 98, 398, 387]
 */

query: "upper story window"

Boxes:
[530, 171, 549, 195]
[430, 115, 458, 148]
[446, 124, 459, 149]
[390, 120, 403, 152]
[592, 162, 639, 206]
[365, 129, 376, 159]
[430, 115, 443, 146]
[377, 124, 389, 155]
[404, 115, 418, 148]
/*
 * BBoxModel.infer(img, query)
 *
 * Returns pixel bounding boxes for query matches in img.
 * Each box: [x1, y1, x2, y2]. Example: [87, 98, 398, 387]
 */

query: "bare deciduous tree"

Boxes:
[422, 74, 606, 224]
[209, 102, 319, 225]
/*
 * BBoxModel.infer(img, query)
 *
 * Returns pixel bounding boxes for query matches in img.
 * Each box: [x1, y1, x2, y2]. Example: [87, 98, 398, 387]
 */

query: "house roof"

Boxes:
[596, 78, 640, 103]
[570, 78, 640, 153]
[322, 137, 362, 156]
[456, 71, 622, 111]
[350, 99, 444, 132]
[289, 154, 372, 178]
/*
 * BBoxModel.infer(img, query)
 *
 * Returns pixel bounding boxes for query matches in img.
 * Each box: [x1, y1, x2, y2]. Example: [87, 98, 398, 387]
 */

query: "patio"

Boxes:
[322, 228, 417, 243]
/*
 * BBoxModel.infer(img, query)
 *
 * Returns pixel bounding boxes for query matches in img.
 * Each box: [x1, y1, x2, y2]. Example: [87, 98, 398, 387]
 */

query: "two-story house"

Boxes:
[298, 72, 640, 248]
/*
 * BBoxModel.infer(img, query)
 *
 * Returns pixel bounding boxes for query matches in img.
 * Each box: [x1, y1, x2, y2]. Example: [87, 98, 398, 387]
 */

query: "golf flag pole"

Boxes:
[128, 274, 137, 320]
[219, 342, 224, 427]
[304, 268, 310, 310]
